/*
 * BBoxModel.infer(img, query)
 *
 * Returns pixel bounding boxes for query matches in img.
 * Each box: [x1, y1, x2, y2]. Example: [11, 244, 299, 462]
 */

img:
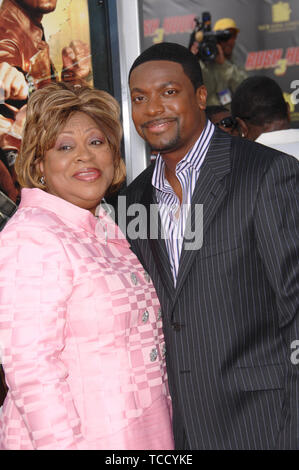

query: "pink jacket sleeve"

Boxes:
[0, 224, 85, 449]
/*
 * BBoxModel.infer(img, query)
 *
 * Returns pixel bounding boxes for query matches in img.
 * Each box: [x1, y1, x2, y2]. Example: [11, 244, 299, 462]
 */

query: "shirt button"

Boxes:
[142, 310, 149, 323]
[144, 271, 151, 282]
[162, 344, 166, 357]
[130, 273, 138, 285]
[150, 348, 158, 362]
[157, 308, 162, 320]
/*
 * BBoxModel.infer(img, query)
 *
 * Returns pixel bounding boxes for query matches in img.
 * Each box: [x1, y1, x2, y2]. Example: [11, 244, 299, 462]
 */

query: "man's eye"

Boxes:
[133, 96, 145, 103]
[165, 89, 177, 96]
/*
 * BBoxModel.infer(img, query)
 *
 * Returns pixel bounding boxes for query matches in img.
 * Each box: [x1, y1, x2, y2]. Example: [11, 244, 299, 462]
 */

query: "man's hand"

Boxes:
[215, 44, 226, 65]
[61, 40, 91, 80]
[0, 104, 26, 150]
[0, 62, 28, 102]
[190, 41, 200, 56]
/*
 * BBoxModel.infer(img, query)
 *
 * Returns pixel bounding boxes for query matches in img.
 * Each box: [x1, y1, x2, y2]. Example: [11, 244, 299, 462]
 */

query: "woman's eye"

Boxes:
[90, 138, 103, 145]
[59, 144, 72, 151]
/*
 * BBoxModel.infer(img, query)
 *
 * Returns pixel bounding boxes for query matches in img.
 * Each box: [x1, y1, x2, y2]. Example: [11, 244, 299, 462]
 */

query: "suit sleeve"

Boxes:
[0, 225, 85, 450]
[254, 154, 299, 449]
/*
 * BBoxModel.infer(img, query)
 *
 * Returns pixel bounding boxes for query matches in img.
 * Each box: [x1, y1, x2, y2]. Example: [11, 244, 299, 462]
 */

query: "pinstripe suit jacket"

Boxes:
[122, 128, 299, 449]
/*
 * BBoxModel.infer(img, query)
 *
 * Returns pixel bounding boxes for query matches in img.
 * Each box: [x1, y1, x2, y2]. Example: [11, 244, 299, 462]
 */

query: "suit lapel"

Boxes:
[136, 129, 232, 308]
[173, 129, 232, 305]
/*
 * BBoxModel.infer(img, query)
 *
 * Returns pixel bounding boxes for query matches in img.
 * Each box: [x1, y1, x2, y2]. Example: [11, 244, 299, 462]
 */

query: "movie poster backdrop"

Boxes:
[0, 0, 93, 157]
[142, 0, 299, 125]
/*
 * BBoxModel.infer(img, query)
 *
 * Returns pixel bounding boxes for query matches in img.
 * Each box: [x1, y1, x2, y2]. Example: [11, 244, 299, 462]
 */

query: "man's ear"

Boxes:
[196, 85, 207, 110]
[236, 117, 248, 138]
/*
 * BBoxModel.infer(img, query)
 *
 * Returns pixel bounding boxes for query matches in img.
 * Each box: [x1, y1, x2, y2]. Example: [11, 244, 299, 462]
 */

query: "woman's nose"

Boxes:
[75, 144, 93, 161]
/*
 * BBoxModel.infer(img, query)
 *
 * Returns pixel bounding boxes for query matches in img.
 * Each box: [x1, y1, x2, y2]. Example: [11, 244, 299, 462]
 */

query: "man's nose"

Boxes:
[145, 95, 164, 115]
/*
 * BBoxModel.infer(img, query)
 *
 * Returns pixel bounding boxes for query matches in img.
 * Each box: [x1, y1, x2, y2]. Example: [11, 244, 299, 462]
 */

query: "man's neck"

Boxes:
[263, 119, 290, 134]
[11, 0, 43, 24]
[164, 165, 182, 204]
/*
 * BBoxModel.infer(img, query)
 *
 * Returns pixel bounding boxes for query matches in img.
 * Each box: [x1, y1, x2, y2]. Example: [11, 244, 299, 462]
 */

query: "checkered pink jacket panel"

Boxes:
[0, 188, 173, 450]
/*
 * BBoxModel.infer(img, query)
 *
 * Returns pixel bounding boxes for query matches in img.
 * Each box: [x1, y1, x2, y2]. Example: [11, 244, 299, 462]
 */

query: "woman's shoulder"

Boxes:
[0, 205, 66, 246]
[6, 204, 61, 228]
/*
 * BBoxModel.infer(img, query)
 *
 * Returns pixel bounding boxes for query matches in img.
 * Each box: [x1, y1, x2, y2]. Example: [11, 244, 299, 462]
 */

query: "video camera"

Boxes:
[189, 12, 233, 62]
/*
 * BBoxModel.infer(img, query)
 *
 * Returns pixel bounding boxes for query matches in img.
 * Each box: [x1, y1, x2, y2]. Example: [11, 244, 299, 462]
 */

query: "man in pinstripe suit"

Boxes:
[123, 42, 299, 449]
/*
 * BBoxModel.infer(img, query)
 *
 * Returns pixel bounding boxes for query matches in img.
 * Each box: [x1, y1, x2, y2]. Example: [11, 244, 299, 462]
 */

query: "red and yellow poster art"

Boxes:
[0, 0, 93, 203]
[43, 0, 93, 84]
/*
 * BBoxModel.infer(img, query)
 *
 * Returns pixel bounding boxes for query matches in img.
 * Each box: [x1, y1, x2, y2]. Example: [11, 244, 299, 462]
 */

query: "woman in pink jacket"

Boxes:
[0, 82, 174, 450]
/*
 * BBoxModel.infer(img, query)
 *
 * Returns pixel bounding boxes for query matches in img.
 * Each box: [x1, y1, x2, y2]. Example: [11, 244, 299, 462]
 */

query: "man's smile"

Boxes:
[142, 118, 178, 133]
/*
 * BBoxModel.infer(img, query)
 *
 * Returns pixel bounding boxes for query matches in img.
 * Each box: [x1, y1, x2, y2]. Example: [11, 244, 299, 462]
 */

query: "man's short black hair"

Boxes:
[129, 42, 203, 91]
[231, 76, 288, 126]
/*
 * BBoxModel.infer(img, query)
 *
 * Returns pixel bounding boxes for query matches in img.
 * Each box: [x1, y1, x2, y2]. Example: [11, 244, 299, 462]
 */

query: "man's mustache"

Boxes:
[141, 117, 178, 129]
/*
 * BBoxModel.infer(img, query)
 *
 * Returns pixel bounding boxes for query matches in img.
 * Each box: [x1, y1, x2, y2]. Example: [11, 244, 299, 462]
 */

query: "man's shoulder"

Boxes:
[122, 163, 155, 202]
[230, 135, 298, 175]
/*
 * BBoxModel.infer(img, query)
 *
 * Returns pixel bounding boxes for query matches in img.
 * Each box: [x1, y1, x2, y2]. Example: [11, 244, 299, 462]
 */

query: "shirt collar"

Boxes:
[179, 119, 214, 171]
[152, 119, 215, 191]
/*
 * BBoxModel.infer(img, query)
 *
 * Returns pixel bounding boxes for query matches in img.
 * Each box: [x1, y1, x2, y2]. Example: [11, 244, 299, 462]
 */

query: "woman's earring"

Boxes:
[39, 176, 46, 185]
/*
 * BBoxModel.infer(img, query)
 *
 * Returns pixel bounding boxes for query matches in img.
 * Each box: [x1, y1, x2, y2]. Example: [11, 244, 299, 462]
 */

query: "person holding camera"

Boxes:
[231, 75, 299, 160]
[190, 17, 247, 108]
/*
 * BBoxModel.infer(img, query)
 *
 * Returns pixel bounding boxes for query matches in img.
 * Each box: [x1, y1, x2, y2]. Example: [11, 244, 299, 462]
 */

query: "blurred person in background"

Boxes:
[190, 17, 248, 108]
[231, 75, 299, 160]
[206, 105, 238, 135]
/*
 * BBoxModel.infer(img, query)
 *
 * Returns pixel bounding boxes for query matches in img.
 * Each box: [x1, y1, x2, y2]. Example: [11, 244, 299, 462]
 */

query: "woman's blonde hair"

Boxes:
[15, 82, 126, 195]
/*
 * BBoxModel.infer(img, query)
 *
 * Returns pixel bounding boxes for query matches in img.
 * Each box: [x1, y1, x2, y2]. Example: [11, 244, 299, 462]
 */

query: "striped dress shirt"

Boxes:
[152, 120, 215, 285]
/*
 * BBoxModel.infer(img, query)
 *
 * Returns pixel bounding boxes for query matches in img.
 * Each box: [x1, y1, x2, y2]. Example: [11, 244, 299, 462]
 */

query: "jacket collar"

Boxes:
[19, 188, 129, 247]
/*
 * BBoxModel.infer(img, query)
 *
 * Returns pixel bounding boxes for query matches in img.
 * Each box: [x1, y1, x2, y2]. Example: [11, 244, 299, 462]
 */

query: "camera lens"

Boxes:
[200, 40, 218, 61]
[203, 46, 213, 57]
